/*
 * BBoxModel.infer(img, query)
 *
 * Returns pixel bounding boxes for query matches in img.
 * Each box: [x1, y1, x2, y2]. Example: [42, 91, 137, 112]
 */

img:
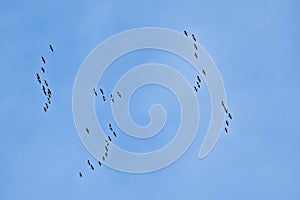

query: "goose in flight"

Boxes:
[110, 94, 114, 103]
[36, 73, 41, 84]
[49, 44, 54, 52]
[93, 88, 97, 96]
[184, 30, 188, 37]
[225, 120, 229, 126]
[100, 88, 104, 95]
[192, 34, 196, 41]
[109, 123, 113, 131]
[194, 86, 198, 92]
[41, 56, 46, 64]
[194, 43, 198, 50]
[117, 91, 121, 98]
[196, 81, 200, 88]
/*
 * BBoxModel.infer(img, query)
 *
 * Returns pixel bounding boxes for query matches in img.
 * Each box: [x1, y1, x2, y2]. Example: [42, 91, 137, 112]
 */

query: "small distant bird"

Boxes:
[47, 88, 51, 95]
[87, 160, 91, 166]
[109, 124, 113, 131]
[102, 156, 105, 161]
[196, 81, 200, 88]
[194, 86, 198, 92]
[44, 80, 48, 87]
[36, 73, 41, 84]
[197, 75, 201, 83]
[184, 30, 188, 37]
[43, 107, 47, 112]
[192, 34, 196, 41]
[45, 103, 49, 109]
[100, 88, 104, 95]
[113, 131, 117, 137]
[41, 67, 45, 73]
[90, 165, 94, 170]
[224, 127, 228, 133]
[98, 161, 101, 166]
[93, 88, 97, 96]
[225, 120, 229, 126]
[117, 91, 121, 98]
[105, 152, 108, 158]
[47, 98, 51, 104]
[221, 101, 228, 113]
[49, 44, 54, 52]
[108, 136, 111, 142]
[42, 85, 47, 95]
[194, 43, 198, 50]
[79, 172, 82, 178]
[228, 113, 232, 120]
[41, 56, 46, 64]
[105, 146, 108, 152]
[110, 94, 114, 103]
[102, 96, 106, 102]
[105, 139, 109, 144]
[86, 128, 89, 134]
[194, 52, 198, 59]
[202, 69, 206, 76]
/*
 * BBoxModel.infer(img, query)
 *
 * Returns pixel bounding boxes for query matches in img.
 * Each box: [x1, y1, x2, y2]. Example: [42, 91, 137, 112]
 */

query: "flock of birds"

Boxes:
[184, 30, 207, 93]
[35, 44, 54, 112]
[92, 87, 122, 103]
[79, 122, 118, 178]
[35, 32, 232, 179]
[221, 100, 232, 133]
[79, 88, 122, 178]
[185, 30, 233, 133]
[78, 30, 233, 178]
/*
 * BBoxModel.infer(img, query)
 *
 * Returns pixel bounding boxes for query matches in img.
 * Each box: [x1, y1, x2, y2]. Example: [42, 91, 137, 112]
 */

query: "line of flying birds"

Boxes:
[79, 87, 122, 178]
[194, 75, 201, 92]
[185, 30, 233, 133]
[79, 123, 118, 178]
[36, 44, 54, 112]
[184, 30, 207, 79]
[92, 87, 122, 103]
[221, 100, 232, 133]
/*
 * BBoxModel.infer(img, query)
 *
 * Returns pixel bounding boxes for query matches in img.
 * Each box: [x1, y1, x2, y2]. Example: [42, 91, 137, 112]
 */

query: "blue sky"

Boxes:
[1, 0, 300, 199]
